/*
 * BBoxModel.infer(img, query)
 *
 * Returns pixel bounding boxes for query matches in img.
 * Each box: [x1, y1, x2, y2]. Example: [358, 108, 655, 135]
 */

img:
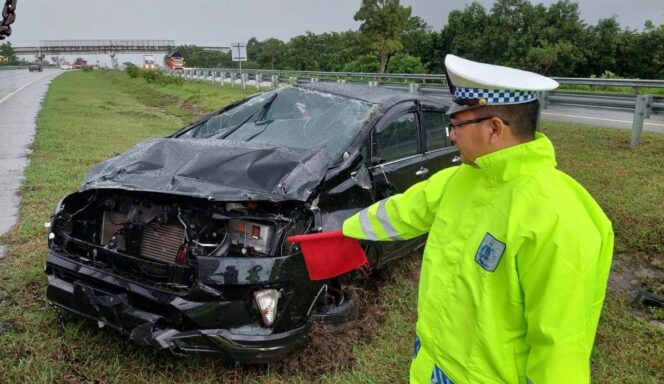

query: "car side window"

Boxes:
[374, 112, 418, 163]
[423, 110, 450, 151]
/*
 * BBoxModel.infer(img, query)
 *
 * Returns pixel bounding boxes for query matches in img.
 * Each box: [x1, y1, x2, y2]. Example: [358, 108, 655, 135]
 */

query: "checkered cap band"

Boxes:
[454, 88, 537, 105]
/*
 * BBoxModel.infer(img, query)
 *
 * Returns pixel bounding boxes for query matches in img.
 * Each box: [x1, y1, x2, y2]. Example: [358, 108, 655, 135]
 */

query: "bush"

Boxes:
[125, 64, 183, 86]
[125, 64, 140, 78]
[141, 69, 162, 83]
[387, 54, 426, 74]
[343, 55, 380, 73]
[81, 65, 94, 72]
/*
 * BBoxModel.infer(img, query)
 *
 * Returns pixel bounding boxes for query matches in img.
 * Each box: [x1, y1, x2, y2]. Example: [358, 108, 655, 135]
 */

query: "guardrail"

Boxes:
[165, 68, 664, 148]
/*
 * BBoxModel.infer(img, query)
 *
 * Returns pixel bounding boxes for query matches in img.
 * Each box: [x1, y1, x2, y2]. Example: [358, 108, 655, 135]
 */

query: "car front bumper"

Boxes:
[45, 251, 312, 363]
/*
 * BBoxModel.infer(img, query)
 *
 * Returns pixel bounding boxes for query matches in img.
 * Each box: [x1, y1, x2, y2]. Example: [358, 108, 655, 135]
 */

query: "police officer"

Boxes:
[342, 55, 614, 383]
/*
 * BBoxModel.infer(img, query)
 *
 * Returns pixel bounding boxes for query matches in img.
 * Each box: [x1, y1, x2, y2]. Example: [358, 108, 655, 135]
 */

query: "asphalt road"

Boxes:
[0, 68, 62, 257]
[542, 104, 664, 133]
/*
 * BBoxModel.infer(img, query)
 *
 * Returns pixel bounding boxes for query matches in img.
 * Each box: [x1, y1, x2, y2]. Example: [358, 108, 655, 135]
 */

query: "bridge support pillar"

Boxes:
[409, 83, 420, 93]
[271, 75, 279, 89]
[220, 72, 225, 87]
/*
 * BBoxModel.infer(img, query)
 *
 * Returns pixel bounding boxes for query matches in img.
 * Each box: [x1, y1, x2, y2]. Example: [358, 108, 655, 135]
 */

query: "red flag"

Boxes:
[287, 230, 368, 281]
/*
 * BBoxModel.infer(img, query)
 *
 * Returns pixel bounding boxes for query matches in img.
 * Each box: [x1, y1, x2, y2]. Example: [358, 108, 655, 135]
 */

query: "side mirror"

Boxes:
[350, 165, 372, 190]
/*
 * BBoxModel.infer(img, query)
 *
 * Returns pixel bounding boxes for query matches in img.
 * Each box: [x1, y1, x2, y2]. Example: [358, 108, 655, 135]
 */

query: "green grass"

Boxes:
[557, 84, 664, 96]
[0, 70, 662, 383]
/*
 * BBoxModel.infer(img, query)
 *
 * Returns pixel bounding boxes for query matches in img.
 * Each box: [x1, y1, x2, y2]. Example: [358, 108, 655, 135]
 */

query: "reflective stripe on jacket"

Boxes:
[343, 133, 614, 383]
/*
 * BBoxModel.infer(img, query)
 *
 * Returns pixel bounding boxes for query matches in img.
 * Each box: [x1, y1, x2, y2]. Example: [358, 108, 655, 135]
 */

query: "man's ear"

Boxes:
[488, 117, 505, 143]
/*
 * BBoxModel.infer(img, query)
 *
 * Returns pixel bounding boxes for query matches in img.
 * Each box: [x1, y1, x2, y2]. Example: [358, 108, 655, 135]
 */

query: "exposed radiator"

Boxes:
[101, 211, 185, 264]
[139, 222, 185, 264]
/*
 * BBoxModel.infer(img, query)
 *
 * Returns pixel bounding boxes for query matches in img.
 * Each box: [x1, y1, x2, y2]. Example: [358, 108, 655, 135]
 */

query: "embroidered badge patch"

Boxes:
[474, 233, 506, 272]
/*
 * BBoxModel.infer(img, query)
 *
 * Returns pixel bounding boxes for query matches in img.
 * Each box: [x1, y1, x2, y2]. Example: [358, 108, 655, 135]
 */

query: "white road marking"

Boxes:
[542, 111, 664, 127]
[0, 73, 53, 105]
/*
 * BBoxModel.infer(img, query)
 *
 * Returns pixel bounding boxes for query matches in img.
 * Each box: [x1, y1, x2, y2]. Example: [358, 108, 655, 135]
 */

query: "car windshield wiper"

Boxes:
[217, 93, 278, 140]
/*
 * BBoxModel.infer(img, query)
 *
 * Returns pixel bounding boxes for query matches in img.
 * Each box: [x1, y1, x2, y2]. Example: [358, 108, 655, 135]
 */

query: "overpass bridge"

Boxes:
[13, 39, 230, 55]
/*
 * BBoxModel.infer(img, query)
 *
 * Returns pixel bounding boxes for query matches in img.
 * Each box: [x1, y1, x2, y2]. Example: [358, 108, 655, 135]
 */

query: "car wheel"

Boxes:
[312, 286, 358, 328]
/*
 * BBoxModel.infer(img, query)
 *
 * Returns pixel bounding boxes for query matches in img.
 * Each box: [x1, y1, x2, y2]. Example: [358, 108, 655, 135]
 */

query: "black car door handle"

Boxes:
[415, 167, 429, 177]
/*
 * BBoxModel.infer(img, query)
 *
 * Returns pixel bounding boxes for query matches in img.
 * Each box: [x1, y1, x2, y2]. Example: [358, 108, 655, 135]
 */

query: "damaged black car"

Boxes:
[45, 83, 457, 363]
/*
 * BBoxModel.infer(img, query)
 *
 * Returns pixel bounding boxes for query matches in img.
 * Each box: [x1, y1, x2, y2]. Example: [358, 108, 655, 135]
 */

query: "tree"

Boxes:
[0, 41, 18, 65]
[526, 41, 575, 74]
[354, 0, 412, 73]
[256, 38, 286, 69]
[400, 16, 435, 72]
[246, 37, 262, 61]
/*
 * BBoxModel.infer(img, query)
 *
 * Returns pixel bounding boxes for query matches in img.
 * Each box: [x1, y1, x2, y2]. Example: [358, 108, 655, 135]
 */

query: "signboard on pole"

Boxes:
[231, 42, 247, 62]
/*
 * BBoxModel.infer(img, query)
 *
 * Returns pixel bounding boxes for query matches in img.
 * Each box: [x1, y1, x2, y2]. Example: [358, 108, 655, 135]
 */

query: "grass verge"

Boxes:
[0, 70, 662, 383]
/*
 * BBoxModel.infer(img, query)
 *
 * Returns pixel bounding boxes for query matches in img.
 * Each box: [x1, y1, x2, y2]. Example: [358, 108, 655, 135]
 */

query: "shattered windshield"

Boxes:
[179, 87, 375, 162]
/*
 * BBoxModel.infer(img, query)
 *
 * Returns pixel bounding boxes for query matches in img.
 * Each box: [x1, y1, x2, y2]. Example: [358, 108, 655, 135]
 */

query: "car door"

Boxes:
[419, 103, 460, 173]
[369, 101, 430, 264]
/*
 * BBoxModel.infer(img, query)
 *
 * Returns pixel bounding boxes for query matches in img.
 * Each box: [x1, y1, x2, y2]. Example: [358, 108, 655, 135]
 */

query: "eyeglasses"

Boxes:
[447, 116, 510, 131]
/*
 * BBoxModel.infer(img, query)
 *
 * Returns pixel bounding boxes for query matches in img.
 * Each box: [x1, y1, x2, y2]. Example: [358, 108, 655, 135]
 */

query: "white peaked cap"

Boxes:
[445, 54, 559, 115]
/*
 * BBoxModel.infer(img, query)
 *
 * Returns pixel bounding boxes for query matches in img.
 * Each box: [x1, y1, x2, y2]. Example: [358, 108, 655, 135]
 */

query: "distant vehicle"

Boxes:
[165, 51, 185, 70]
[60, 64, 72, 70]
[73, 58, 87, 69]
[28, 62, 43, 72]
[144, 55, 156, 70]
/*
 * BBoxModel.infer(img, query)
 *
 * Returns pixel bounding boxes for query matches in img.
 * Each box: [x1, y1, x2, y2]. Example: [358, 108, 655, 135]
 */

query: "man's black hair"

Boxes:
[481, 100, 540, 140]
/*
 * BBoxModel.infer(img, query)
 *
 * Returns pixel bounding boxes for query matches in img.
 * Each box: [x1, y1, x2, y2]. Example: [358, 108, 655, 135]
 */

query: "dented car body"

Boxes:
[45, 83, 457, 362]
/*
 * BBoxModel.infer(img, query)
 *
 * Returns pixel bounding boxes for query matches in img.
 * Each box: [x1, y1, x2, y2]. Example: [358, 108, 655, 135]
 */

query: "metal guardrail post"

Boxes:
[256, 73, 262, 90]
[220, 72, 225, 87]
[539, 91, 549, 109]
[230, 72, 236, 88]
[631, 95, 648, 149]
[645, 95, 653, 118]
[241, 73, 247, 91]
[271, 75, 279, 89]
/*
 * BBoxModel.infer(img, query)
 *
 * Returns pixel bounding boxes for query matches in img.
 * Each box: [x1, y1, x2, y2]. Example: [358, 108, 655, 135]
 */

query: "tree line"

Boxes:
[174, 0, 663, 79]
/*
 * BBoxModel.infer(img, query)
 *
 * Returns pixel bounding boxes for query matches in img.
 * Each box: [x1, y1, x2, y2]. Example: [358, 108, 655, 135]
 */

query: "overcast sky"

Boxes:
[5, 0, 663, 65]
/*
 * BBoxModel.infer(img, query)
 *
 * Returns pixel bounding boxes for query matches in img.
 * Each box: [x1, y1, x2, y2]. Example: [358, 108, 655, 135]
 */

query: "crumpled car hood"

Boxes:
[81, 138, 330, 202]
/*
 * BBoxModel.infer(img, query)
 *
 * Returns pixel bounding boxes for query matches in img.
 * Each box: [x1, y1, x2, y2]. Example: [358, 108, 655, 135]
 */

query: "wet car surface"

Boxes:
[45, 83, 457, 362]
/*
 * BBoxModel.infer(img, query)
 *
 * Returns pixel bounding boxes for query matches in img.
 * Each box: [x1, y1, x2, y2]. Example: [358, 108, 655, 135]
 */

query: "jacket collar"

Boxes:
[473, 132, 557, 182]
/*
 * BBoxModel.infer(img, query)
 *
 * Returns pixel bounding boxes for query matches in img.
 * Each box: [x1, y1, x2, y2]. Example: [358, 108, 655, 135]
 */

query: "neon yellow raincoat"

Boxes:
[343, 133, 613, 383]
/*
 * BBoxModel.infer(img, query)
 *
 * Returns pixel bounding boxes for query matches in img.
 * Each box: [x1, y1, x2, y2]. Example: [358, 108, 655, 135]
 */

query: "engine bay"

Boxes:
[49, 190, 311, 287]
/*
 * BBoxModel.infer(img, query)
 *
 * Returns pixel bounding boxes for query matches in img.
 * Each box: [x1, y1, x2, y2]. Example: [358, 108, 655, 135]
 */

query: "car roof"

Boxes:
[298, 82, 447, 109]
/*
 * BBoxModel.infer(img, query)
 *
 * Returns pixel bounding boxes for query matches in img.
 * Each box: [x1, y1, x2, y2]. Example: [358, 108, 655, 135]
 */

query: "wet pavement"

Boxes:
[0, 69, 62, 257]
[542, 104, 664, 133]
